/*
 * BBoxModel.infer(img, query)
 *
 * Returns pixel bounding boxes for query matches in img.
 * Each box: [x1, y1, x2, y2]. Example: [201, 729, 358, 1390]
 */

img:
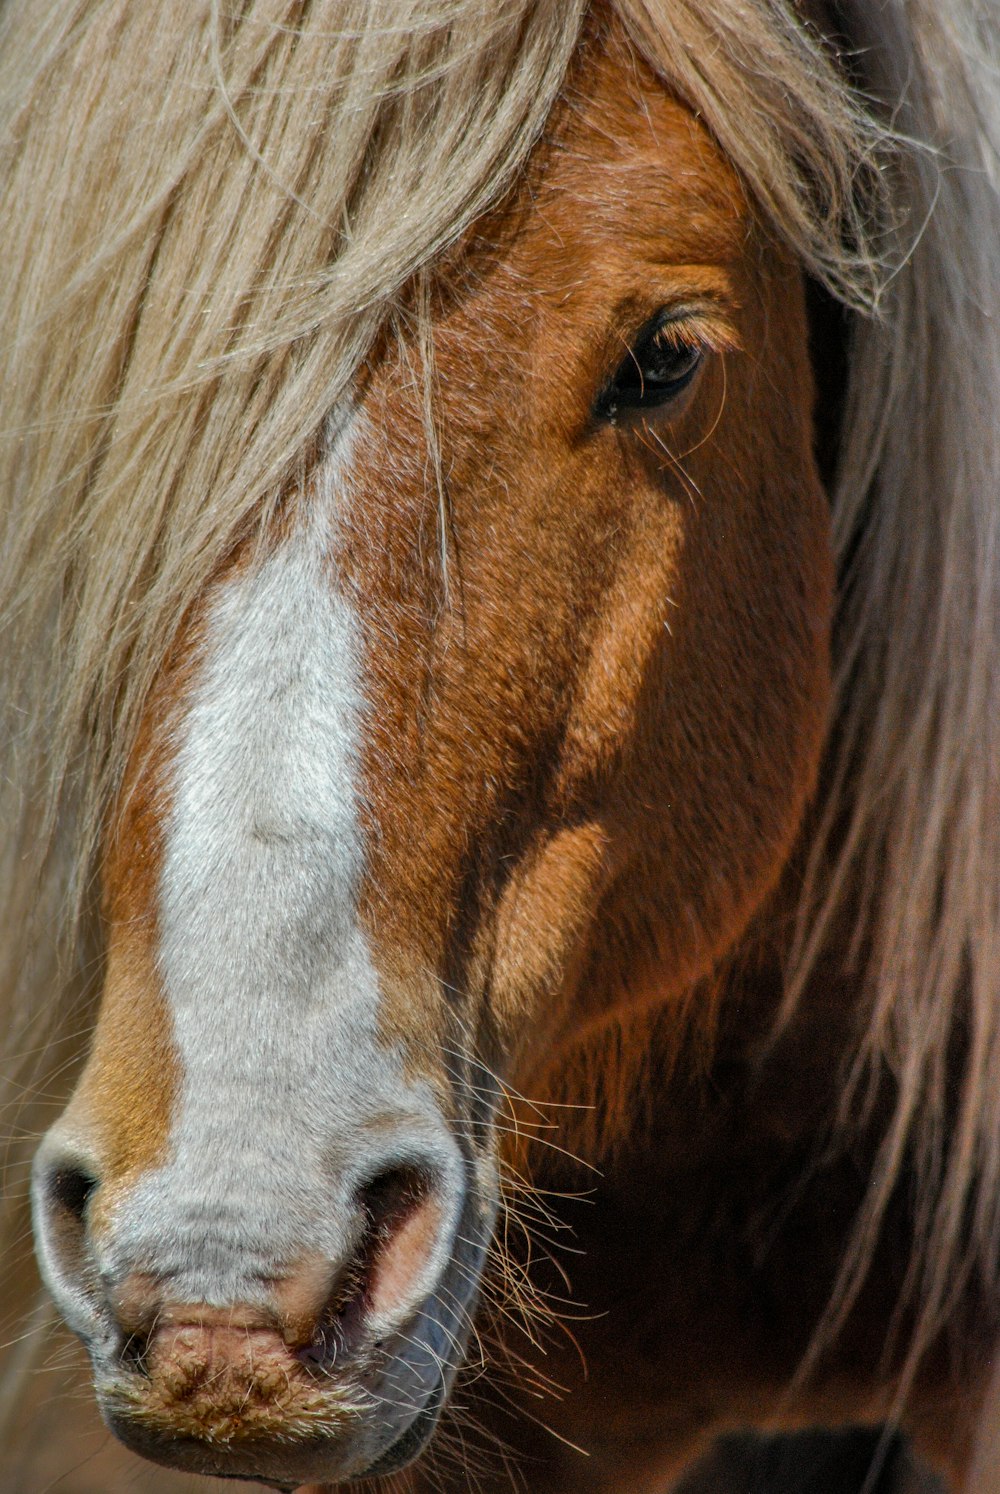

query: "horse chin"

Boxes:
[99, 1416, 351, 1487]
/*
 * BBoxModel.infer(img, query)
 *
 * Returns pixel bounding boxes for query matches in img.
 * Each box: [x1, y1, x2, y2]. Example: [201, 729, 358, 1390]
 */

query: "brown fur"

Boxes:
[345, 33, 830, 1092]
[65, 671, 182, 1213]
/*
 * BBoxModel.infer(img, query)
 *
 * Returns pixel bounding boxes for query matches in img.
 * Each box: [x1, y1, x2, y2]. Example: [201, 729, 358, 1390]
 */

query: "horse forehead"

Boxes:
[530, 32, 747, 262]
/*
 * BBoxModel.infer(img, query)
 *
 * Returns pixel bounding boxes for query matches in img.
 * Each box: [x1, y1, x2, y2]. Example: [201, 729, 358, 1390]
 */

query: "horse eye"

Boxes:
[595, 314, 703, 422]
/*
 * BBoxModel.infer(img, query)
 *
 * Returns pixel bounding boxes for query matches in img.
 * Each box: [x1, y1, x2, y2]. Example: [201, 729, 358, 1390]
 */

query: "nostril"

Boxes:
[359, 1163, 433, 1245]
[356, 1163, 444, 1324]
[33, 1154, 104, 1333]
[48, 1164, 99, 1221]
[296, 1164, 444, 1370]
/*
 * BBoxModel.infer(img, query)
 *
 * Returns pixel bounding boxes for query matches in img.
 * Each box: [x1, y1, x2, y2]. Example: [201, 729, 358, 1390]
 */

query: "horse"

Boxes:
[2, 0, 1000, 1489]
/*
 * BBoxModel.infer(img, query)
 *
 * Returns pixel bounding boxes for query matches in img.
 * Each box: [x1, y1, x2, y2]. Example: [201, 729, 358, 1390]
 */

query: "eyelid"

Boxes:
[633, 303, 742, 361]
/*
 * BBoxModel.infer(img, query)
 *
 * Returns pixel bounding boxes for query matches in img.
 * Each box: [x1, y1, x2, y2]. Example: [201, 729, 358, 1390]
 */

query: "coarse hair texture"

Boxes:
[808, 0, 1000, 1378]
[1, 0, 999, 1459]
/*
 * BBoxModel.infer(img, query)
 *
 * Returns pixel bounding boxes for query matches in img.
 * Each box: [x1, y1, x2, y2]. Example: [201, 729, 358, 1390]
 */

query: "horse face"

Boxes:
[33, 26, 832, 1487]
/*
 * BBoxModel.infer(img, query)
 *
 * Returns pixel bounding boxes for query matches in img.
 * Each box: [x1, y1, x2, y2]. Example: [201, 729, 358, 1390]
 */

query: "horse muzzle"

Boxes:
[31, 1119, 493, 1485]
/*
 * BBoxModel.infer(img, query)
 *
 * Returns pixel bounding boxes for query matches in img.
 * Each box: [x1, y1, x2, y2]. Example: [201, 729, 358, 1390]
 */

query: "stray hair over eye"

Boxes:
[595, 311, 704, 423]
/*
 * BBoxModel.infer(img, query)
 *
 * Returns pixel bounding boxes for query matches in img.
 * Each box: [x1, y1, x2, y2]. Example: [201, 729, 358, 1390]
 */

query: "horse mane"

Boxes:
[1, 0, 997, 1429]
[795, 0, 1000, 1367]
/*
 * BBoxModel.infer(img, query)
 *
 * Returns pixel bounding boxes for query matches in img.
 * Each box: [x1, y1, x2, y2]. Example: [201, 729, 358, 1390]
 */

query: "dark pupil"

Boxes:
[597, 319, 701, 420]
[642, 335, 698, 388]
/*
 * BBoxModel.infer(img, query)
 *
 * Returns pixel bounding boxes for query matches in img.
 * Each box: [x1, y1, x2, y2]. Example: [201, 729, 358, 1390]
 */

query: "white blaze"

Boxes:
[105, 421, 459, 1302]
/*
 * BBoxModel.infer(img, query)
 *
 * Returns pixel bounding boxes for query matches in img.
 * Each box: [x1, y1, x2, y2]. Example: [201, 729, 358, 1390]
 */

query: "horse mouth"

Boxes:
[98, 1355, 366, 1484]
[35, 1112, 493, 1483]
[98, 1345, 447, 1485]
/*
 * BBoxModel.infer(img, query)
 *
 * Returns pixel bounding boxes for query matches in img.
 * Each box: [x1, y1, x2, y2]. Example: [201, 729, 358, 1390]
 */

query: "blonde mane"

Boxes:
[2, 0, 999, 1448]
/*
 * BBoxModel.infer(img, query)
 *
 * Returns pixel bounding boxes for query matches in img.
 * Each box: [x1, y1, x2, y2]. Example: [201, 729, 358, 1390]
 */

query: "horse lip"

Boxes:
[360, 1377, 445, 1477]
[98, 1404, 365, 1487]
[44, 1130, 492, 1482]
[95, 1359, 441, 1488]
